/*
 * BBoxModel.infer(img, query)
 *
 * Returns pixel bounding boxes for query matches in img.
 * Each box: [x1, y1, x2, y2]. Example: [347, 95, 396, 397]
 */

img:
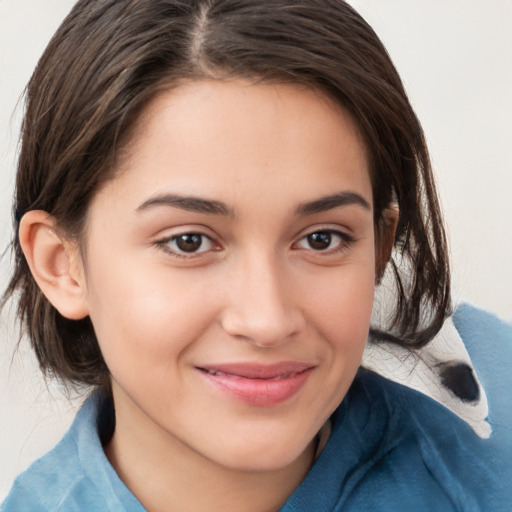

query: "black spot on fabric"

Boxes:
[439, 362, 480, 403]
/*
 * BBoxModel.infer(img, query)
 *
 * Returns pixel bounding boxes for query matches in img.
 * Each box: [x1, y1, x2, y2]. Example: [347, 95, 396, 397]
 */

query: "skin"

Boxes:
[21, 80, 392, 512]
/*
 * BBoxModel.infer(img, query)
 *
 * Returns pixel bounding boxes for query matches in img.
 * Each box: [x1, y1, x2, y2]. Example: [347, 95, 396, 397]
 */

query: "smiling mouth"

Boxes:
[196, 362, 315, 406]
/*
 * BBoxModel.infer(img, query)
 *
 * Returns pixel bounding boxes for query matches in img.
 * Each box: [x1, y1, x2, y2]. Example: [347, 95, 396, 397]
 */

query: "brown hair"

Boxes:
[3, 0, 450, 390]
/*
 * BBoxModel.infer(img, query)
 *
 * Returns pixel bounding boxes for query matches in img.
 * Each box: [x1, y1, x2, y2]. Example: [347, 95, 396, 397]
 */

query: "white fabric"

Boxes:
[364, 285, 490, 439]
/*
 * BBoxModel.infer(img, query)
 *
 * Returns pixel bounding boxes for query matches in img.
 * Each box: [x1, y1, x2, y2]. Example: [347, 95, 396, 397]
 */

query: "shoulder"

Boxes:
[451, 303, 512, 457]
[1, 408, 94, 512]
[1, 393, 142, 512]
[345, 366, 511, 511]
[362, 301, 512, 446]
[285, 305, 512, 512]
[452, 302, 512, 391]
[1, 428, 88, 512]
[284, 370, 481, 511]
[351, 304, 512, 511]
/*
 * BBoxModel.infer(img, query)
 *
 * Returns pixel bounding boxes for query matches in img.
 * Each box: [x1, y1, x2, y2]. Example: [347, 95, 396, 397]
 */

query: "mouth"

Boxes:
[196, 362, 315, 406]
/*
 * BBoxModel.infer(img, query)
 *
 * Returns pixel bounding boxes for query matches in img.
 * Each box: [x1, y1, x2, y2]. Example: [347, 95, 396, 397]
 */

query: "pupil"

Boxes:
[308, 232, 331, 250]
[176, 234, 202, 252]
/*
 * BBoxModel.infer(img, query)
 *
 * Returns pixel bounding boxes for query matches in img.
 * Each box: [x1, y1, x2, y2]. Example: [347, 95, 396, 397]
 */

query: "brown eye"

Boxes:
[295, 229, 354, 253]
[307, 232, 332, 250]
[175, 233, 204, 252]
[158, 232, 216, 256]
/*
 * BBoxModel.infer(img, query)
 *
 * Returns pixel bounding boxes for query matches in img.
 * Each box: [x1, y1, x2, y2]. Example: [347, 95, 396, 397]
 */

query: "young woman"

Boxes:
[2, 1, 511, 510]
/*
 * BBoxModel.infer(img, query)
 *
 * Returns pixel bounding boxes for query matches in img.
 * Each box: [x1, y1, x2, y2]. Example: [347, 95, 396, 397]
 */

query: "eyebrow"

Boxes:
[295, 191, 371, 216]
[136, 190, 370, 217]
[136, 193, 234, 216]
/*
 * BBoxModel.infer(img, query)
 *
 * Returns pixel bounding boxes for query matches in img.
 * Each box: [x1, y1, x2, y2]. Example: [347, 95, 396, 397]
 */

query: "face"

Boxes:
[80, 80, 376, 472]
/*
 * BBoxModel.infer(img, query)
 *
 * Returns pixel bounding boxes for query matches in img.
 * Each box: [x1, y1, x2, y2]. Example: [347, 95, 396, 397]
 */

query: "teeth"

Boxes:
[204, 369, 297, 380]
[206, 370, 226, 376]
[269, 372, 294, 380]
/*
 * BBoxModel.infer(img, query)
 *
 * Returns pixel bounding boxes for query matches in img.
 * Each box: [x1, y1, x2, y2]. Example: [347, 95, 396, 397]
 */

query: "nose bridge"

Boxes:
[221, 247, 303, 346]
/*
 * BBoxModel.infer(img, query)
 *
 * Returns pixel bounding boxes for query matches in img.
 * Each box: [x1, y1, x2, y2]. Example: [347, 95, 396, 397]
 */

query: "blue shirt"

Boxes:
[3, 304, 511, 511]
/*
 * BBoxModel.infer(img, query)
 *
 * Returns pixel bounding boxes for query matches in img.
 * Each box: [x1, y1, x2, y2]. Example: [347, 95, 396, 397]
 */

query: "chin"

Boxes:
[211, 431, 316, 474]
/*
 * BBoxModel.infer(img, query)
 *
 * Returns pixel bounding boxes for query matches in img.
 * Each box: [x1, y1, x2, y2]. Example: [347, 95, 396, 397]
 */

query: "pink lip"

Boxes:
[197, 362, 314, 406]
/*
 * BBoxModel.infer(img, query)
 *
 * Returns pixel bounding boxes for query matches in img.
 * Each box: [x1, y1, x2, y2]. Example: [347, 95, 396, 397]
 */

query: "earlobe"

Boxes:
[375, 204, 399, 283]
[19, 210, 89, 320]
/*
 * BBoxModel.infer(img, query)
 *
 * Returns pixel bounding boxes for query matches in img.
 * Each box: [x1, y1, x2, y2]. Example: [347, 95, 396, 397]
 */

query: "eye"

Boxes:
[295, 230, 353, 252]
[157, 232, 217, 256]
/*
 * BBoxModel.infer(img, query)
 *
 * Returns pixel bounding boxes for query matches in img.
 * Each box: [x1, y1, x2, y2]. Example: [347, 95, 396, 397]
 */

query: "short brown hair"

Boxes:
[3, 0, 450, 390]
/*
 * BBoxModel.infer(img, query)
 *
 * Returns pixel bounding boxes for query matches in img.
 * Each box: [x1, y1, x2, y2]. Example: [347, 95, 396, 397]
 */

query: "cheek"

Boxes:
[305, 259, 375, 385]
[305, 256, 376, 342]
[85, 256, 218, 379]
[326, 280, 374, 361]
[286, 260, 375, 427]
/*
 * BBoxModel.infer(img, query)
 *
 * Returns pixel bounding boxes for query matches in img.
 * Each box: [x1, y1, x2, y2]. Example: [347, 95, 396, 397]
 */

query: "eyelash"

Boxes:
[155, 228, 355, 259]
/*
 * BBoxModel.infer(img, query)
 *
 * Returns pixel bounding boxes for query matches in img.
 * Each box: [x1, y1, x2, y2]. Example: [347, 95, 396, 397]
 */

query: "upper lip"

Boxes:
[196, 362, 315, 379]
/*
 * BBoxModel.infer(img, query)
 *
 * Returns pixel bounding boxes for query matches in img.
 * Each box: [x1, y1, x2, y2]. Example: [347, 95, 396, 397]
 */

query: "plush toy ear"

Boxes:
[19, 210, 89, 320]
[375, 204, 399, 283]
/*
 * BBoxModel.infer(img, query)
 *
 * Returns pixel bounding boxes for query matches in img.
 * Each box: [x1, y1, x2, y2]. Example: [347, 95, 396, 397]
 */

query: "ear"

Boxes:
[375, 204, 399, 283]
[19, 210, 89, 320]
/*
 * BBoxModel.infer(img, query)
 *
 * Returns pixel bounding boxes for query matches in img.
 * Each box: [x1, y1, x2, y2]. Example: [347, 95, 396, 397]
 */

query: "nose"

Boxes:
[220, 252, 305, 348]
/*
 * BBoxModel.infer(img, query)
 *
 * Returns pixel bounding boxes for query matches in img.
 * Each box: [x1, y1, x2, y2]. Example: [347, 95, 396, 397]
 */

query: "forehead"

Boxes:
[98, 79, 372, 215]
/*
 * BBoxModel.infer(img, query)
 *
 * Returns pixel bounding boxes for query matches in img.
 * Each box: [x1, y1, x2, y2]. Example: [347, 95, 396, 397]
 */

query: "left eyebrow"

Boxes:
[295, 191, 371, 216]
[136, 193, 234, 216]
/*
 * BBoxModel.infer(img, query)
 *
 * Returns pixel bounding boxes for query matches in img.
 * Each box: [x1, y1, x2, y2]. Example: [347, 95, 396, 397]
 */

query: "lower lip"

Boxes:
[199, 368, 314, 406]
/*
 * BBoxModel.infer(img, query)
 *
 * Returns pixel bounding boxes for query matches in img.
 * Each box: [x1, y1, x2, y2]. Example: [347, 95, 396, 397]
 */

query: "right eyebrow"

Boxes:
[136, 193, 235, 217]
[294, 191, 371, 216]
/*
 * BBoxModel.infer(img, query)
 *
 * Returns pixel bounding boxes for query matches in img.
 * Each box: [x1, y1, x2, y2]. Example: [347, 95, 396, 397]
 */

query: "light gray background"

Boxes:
[1, 0, 511, 500]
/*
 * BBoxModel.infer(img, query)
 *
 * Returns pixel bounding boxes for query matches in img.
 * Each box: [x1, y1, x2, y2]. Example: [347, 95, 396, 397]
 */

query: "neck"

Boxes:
[105, 394, 316, 512]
